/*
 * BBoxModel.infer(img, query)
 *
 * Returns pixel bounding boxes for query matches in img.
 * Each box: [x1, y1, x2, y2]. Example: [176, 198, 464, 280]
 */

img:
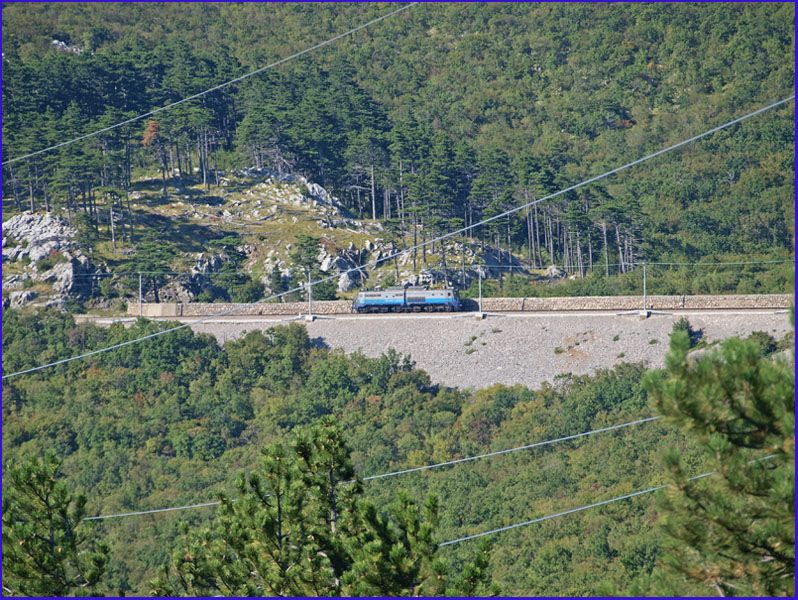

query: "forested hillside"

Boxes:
[2, 3, 795, 596]
[2, 309, 793, 594]
[2, 2, 794, 305]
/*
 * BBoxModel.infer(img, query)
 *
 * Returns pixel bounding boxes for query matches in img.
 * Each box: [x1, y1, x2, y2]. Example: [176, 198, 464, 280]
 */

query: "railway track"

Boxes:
[75, 305, 790, 326]
[72, 305, 791, 390]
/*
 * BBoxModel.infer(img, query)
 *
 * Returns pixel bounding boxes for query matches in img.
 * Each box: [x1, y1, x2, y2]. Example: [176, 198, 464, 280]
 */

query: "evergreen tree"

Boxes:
[2, 452, 108, 596]
[269, 263, 287, 296]
[152, 419, 494, 596]
[644, 317, 795, 596]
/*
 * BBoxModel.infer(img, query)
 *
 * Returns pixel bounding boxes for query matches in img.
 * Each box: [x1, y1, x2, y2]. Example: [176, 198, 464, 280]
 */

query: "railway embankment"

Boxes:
[127, 293, 792, 317]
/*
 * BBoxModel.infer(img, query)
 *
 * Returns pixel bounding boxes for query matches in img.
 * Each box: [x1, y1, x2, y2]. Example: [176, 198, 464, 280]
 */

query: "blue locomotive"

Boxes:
[353, 286, 461, 313]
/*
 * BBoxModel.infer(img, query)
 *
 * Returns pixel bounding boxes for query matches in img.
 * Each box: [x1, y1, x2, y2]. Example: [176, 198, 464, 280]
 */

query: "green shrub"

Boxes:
[745, 331, 777, 356]
[36, 250, 68, 272]
[671, 317, 703, 348]
[230, 279, 264, 303]
[98, 277, 116, 299]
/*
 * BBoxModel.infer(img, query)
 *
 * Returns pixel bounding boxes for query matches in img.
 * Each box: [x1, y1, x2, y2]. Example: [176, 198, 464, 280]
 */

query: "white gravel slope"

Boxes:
[183, 310, 792, 389]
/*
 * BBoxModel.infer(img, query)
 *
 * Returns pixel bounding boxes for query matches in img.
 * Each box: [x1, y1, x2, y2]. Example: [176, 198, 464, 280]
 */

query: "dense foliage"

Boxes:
[2, 452, 108, 596]
[5, 308, 791, 595]
[2, 3, 794, 593]
[644, 321, 795, 596]
[3, 2, 794, 290]
[152, 418, 495, 596]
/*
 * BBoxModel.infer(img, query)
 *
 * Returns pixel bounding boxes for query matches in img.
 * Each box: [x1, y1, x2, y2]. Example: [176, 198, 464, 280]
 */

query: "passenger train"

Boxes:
[353, 286, 462, 313]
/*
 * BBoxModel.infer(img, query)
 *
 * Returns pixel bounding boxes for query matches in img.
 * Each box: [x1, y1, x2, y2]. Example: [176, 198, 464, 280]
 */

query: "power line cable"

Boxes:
[83, 501, 222, 521]
[83, 415, 658, 521]
[1, 3, 419, 166]
[5, 95, 793, 380]
[438, 480, 701, 547]
[645, 259, 794, 266]
[359, 416, 660, 481]
[438, 455, 778, 547]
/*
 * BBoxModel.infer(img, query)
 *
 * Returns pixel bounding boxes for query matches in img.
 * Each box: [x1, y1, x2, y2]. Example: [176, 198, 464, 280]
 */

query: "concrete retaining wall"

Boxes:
[127, 293, 791, 317]
[129, 300, 352, 317]
[484, 294, 792, 312]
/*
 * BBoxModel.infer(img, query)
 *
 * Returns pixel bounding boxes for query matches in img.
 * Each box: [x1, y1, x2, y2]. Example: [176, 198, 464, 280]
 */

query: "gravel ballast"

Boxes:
[182, 310, 792, 389]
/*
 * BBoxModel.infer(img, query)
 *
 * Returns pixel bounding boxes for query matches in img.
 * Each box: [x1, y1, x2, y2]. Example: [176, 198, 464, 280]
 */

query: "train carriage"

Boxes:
[353, 286, 461, 313]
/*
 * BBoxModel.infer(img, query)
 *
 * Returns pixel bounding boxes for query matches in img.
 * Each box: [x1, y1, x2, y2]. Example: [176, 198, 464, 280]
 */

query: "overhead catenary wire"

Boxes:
[4, 95, 793, 380]
[82, 415, 659, 521]
[83, 501, 222, 521]
[438, 478, 707, 547]
[1, 2, 419, 167]
[438, 455, 778, 547]
[359, 416, 660, 481]
[643, 259, 794, 266]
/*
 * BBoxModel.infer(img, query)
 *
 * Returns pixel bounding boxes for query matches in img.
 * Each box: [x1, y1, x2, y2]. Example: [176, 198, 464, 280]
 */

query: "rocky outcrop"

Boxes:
[191, 251, 229, 276]
[3, 213, 78, 262]
[317, 243, 368, 292]
[38, 256, 96, 296]
[9, 290, 37, 307]
[2, 213, 100, 307]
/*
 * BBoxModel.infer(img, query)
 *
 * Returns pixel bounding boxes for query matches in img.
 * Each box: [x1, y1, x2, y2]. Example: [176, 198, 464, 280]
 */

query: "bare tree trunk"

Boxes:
[421, 222, 427, 267]
[158, 141, 168, 197]
[8, 165, 22, 211]
[109, 200, 116, 252]
[28, 163, 36, 212]
[533, 205, 541, 267]
[168, 144, 175, 179]
[64, 189, 73, 226]
[507, 220, 513, 274]
[90, 186, 100, 232]
[412, 209, 418, 272]
[461, 243, 466, 285]
[211, 137, 220, 186]
[125, 138, 132, 189]
[601, 222, 609, 276]
[625, 235, 633, 269]
[177, 141, 184, 180]
[615, 225, 625, 274]
[202, 131, 209, 189]
[469, 203, 474, 242]
[524, 190, 532, 262]
[399, 160, 407, 246]
[370, 164, 376, 220]
[440, 238, 449, 287]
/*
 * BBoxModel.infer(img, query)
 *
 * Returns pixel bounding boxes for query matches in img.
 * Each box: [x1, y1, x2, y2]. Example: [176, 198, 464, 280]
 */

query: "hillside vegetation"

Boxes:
[1, 3, 795, 596]
[2, 2, 794, 309]
[2, 309, 793, 595]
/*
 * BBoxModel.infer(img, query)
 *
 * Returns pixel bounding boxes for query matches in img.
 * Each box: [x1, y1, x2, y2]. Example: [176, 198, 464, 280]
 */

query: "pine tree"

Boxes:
[2, 453, 108, 596]
[152, 419, 495, 596]
[269, 263, 287, 297]
[644, 317, 795, 596]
